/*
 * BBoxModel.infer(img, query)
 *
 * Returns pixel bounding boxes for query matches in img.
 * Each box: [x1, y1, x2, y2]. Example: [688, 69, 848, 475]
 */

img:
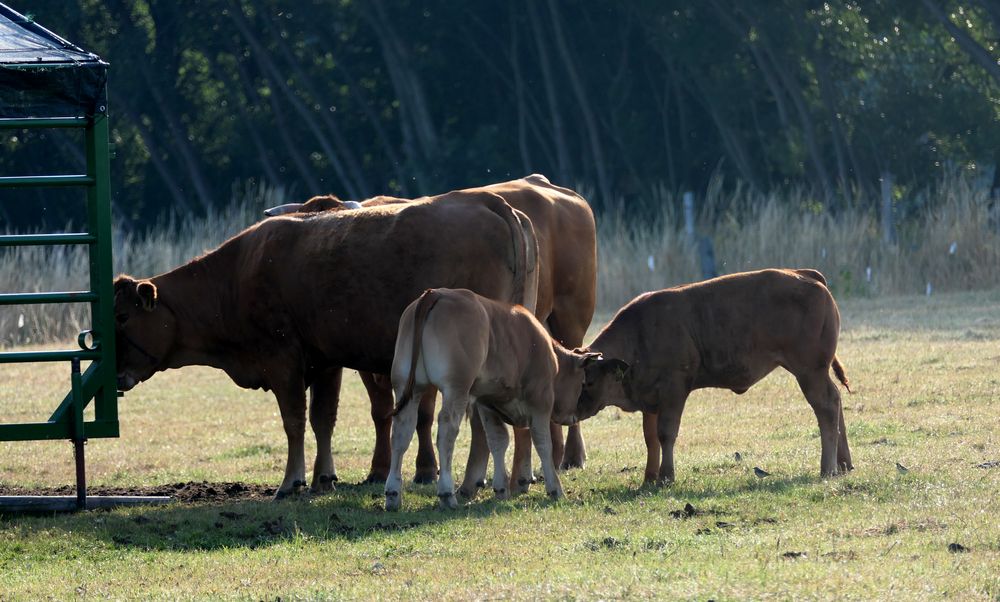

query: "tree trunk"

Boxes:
[229, 1, 357, 198]
[546, 0, 613, 209]
[922, 0, 1000, 87]
[525, 0, 572, 184]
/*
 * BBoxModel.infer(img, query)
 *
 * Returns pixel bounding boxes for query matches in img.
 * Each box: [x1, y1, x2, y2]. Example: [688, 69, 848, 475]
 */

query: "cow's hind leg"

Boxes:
[274, 383, 309, 500]
[796, 370, 843, 477]
[309, 367, 342, 493]
[385, 388, 421, 511]
[436, 389, 470, 510]
[413, 388, 439, 483]
[458, 404, 489, 499]
[477, 404, 512, 500]
[360, 372, 393, 483]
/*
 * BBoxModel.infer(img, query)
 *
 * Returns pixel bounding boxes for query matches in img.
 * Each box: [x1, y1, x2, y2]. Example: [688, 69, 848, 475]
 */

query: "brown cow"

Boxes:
[575, 268, 853, 484]
[384, 288, 599, 510]
[265, 175, 597, 491]
[114, 191, 538, 498]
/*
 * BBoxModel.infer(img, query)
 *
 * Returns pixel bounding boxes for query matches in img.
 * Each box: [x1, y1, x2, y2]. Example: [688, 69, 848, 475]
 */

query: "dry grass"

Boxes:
[1, 289, 999, 599]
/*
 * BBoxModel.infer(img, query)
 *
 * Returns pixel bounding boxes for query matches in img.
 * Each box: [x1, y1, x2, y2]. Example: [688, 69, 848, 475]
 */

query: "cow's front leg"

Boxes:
[642, 411, 661, 485]
[309, 367, 342, 493]
[385, 388, 421, 511]
[477, 404, 511, 500]
[436, 389, 470, 510]
[529, 411, 563, 500]
[413, 388, 439, 483]
[274, 382, 308, 500]
[360, 372, 393, 483]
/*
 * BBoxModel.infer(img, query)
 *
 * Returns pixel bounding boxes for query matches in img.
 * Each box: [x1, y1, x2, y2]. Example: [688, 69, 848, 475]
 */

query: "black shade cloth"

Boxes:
[0, 3, 108, 118]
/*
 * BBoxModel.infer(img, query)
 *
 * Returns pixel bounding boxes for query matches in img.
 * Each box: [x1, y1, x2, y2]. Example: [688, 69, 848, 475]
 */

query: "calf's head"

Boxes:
[551, 348, 608, 425]
[575, 353, 632, 421]
[114, 275, 177, 391]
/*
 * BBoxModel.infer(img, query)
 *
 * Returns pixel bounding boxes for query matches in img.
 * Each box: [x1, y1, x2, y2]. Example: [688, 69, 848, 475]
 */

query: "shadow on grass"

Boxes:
[0, 479, 528, 553]
[569, 472, 820, 505]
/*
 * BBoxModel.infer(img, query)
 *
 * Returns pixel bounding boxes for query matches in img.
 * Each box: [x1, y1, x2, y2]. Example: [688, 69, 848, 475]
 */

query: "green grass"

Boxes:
[2, 289, 1000, 599]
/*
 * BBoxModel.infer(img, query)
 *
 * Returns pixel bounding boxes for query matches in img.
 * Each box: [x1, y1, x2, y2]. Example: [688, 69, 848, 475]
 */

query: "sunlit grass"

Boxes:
[1, 289, 999, 599]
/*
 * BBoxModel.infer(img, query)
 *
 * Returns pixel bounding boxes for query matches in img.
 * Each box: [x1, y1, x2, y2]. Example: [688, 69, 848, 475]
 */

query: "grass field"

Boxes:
[1, 289, 999, 599]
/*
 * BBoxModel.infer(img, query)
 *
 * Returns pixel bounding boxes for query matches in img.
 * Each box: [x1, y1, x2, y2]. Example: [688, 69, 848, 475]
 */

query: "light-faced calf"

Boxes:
[576, 269, 852, 484]
[385, 288, 599, 510]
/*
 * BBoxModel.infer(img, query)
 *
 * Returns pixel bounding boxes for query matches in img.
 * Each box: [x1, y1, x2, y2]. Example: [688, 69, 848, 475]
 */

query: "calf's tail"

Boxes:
[831, 356, 851, 393]
[394, 289, 441, 416]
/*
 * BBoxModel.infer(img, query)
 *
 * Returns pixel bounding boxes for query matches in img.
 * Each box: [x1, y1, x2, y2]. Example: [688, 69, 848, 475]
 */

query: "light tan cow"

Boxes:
[384, 288, 599, 510]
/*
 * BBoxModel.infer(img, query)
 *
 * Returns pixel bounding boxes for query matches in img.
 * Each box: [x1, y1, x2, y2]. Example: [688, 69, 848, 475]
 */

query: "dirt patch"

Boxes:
[0, 481, 275, 503]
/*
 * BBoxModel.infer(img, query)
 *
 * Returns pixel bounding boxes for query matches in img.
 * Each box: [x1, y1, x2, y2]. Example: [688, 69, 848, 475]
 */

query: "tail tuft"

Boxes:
[832, 356, 851, 393]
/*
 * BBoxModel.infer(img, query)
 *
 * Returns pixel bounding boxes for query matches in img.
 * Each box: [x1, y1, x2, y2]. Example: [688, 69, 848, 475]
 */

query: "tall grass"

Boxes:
[2, 176, 998, 346]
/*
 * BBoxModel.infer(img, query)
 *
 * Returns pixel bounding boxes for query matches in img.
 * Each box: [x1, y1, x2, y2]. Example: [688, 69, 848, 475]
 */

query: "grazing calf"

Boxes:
[576, 269, 853, 484]
[385, 288, 599, 510]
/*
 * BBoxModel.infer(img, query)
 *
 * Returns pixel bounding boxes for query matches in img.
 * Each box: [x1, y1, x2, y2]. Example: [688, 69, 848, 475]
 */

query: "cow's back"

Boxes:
[241, 199, 525, 375]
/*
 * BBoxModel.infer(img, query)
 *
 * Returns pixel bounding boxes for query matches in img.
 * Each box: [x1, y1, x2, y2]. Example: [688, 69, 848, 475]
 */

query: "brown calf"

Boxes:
[385, 288, 598, 510]
[576, 268, 852, 483]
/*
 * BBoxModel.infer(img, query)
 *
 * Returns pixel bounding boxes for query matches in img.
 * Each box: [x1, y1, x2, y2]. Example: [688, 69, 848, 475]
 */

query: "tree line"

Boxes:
[3, 0, 999, 229]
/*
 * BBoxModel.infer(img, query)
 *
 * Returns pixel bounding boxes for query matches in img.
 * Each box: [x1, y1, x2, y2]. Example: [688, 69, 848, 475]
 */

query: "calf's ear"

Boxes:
[573, 349, 604, 368]
[587, 358, 631, 383]
[136, 280, 158, 311]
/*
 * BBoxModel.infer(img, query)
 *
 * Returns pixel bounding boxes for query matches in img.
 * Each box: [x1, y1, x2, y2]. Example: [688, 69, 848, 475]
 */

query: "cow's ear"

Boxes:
[136, 280, 158, 312]
[588, 357, 631, 383]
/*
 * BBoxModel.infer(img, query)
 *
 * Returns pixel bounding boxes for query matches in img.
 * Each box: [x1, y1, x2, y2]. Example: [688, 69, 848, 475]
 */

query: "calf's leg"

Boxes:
[529, 412, 563, 499]
[385, 389, 421, 511]
[547, 306, 590, 469]
[458, 404, 490, 499]
[656, 383, 690, 484]
[477, 405, 512, 500]
[510, 428, 534, 495]
[642, 411, 661, 485]
[796, 370, 843, 477]
[837, 403, 854, 472]
[413, 388, 439, 483]
[308, 367, 342, 493]
[436, 390, 471, 509]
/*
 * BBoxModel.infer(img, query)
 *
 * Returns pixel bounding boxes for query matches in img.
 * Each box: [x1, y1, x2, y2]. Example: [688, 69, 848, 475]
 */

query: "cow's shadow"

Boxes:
[0, 480, 530, 553]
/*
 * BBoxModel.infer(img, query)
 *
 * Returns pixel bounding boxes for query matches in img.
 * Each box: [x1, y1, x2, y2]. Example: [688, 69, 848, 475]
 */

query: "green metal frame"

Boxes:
[0, 113, 119, 442]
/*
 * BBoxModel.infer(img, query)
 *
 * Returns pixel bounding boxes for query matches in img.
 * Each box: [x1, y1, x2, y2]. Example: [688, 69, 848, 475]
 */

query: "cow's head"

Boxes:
[574, 351, 632, 421]
[263, 194, 361, 217]
[551, 348, 606, 425]
[114, 275, 177, 391]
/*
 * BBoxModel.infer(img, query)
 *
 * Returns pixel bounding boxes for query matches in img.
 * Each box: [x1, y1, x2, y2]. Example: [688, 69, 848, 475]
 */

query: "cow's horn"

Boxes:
[263, 202, 305, 216]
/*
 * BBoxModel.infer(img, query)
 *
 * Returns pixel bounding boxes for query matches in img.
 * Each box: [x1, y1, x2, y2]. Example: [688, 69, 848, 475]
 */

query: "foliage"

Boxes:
[1, 0, 999, 229]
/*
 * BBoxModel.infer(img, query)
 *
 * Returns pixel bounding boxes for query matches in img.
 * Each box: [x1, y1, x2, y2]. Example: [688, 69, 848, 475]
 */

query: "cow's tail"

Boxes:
[795, 268, 828, 287]
[831, 356, 852, 393]
[482, 193, 538, 314]
[394, 289, 441, 416]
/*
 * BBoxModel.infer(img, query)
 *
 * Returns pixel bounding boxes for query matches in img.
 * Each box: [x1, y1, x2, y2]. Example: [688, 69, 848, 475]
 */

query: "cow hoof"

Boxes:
[458, 480, 484, 500]
[311, 474, 337, 494]
[438, 493, 459, 510]
[493, 487, 509, 501]
[839, 462, 855, 473]
[513, 477, 531, 495]
[363, 472, 388, 485]
[412, 470, 438, 485]
[560, 459, 585, 471]
[547, 489, 563, 500]
[385, 490, 401, 512]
